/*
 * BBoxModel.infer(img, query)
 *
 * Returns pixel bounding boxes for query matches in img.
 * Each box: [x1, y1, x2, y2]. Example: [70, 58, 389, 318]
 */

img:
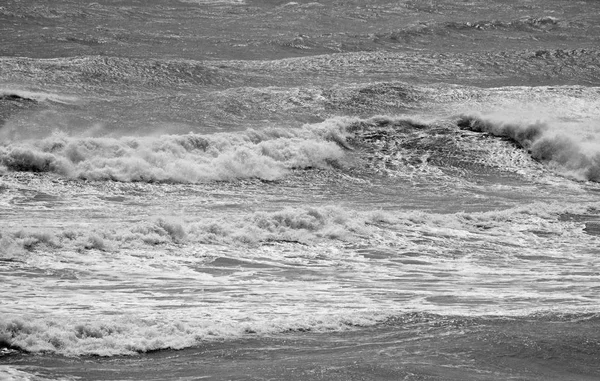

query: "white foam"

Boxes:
[460, 110, 600, 181]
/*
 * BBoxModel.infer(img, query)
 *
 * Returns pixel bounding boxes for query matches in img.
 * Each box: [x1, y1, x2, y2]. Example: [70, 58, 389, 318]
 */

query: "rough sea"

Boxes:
[1, 0, 600, 379]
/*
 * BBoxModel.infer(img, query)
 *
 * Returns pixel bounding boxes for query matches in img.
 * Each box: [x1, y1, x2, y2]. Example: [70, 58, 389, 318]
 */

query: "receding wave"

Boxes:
[458, 113, 600, 182]
[0, 119, 352, 182]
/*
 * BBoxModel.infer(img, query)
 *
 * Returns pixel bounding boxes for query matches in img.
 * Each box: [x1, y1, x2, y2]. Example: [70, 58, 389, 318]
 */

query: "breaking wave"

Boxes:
[458, 113, 600, 182]
[0, 311, 380, 356]
[0, 206, 375, 257]
[0, 119, 352, 182]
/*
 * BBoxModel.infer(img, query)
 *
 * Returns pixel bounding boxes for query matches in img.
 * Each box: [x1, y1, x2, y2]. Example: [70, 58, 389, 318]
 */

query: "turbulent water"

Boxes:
[1, 0, 600, 380]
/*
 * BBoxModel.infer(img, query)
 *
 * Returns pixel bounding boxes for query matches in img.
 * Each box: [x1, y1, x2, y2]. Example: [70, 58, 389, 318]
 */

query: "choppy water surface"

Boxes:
[1, 0, 600, 380]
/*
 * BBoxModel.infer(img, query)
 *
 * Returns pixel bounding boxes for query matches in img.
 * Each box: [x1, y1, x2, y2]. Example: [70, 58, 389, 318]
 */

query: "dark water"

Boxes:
[1, 0, 600, 380]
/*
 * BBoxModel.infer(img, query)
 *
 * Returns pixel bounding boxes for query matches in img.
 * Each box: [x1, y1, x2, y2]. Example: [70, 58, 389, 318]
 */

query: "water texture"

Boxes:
[1, 0, 600, 379]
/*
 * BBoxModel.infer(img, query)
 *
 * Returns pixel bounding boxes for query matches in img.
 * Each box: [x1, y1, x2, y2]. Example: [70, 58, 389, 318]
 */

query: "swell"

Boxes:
[4, 49, 600, 96]
[377, 15, 569, 42]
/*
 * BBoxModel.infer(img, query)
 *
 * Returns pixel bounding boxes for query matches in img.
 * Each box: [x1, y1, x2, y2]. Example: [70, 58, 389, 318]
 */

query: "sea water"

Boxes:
[1, 0, 600, 379]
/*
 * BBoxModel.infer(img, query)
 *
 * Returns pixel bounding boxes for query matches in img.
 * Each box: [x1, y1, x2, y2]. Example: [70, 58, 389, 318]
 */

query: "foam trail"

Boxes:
[459, 113, 600, 181]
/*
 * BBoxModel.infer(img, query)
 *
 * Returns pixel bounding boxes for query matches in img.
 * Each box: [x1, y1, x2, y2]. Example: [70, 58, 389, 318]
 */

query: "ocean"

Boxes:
[1, 0, 600, 379]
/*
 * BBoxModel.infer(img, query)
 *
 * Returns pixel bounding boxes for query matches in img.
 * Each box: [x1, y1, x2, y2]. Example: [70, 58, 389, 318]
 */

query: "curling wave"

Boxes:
[458, 113, 600, 182]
